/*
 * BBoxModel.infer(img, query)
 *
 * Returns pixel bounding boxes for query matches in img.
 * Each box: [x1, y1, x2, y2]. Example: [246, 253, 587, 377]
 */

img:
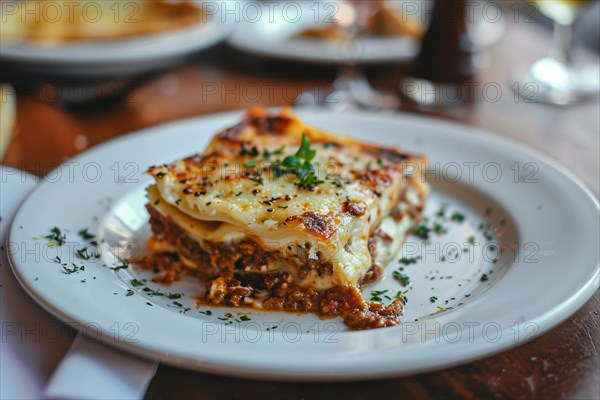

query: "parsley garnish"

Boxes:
[78, 228, 95, 241]
[249, 177, 263, 186]
[369, 289, 389, 303]
[413, 225, 430, 240]
[62, 263, 84, 274]
[143, 287, 164, 296]
[436, 205, 447, 218]
[36, 226, 66, 247]
[244, 159, 258, 168]
[76, 246, 100, 260]
[239, 315, 251, 321]
[393, 271, 411, 286]
[54, 257, 84, 274]
[450, 212, 465, 222]
[292, 133, 325, 188]
[429, 296, 438, 303]
[240, 143, 259, 157]
[131, 279, 146, 287]
[126, 289, 134, 296]
[480, 273, 489, 282]
[433, 223, 446, 235]
[399, 256, 420, 265]
[395, 291, 407, 304]
[245, 133, 324, 190]
[111, 260, 129, 270]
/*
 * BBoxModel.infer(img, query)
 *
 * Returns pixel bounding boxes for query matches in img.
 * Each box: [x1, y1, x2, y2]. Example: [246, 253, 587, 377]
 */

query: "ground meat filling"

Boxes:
[344, 298, 405, 330]
[145, 204, 404, 330]
[360, 265, 382, 285]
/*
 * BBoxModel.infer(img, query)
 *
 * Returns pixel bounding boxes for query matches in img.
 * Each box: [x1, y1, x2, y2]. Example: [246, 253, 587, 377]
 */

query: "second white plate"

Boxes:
[227, 0, 505, 64]
[0, 3, 234, 77]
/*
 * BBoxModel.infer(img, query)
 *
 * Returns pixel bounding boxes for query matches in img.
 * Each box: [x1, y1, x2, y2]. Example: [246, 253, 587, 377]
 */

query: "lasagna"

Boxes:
[296, 1, 423, 41]
[146, 108, 428, 330]
[1, 0, 204, 43]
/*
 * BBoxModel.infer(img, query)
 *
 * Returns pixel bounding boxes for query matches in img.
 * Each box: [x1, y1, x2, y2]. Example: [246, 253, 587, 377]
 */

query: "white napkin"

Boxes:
[0, 166, 158, 400]
[44, 335, 158, 400]
[0, 166, 72, 400]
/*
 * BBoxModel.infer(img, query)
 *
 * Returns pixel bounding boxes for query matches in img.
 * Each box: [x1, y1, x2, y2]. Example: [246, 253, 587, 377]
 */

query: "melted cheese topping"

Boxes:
[148, 108, 428, 288]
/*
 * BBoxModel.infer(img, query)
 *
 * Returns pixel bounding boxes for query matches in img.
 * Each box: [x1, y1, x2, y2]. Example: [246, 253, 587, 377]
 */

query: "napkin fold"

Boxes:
[44, 335, 158, 400]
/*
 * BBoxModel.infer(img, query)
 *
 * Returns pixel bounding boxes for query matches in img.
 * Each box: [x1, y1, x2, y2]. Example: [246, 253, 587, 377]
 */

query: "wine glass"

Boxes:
[516, 0, 599, 105]
[297, 1, 396, 110]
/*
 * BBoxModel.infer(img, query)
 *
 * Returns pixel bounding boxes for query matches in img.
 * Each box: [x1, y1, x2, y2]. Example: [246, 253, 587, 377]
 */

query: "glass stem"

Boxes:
[550, 20, 575, 65]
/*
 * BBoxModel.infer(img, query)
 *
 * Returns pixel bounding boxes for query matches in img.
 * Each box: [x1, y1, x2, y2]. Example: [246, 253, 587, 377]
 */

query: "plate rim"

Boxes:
[0, 7, 234, 66]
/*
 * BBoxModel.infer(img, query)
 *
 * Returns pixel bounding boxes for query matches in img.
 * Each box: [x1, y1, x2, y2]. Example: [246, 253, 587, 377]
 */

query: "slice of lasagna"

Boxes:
[145, 108, 428, 330]
[1, 0, 204, 43]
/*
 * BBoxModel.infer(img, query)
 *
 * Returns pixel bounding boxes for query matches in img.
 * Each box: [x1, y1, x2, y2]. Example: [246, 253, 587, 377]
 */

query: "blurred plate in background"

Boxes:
[227, 0, 505, 64]
[0, 1, 234, 78]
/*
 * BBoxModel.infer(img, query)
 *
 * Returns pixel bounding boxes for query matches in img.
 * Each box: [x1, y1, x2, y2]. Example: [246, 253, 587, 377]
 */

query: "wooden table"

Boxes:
[2, 14, 598, 400]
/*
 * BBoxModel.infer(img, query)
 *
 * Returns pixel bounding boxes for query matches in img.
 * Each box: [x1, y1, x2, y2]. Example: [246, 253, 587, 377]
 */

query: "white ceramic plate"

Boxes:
[0, 3, 234, 77]
[8, 109, 599, 381]
[226, 0, 505, 64]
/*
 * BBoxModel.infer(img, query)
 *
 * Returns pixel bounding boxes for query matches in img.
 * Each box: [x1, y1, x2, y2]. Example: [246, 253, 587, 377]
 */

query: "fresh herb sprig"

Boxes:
[245, 133, 324, 190]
